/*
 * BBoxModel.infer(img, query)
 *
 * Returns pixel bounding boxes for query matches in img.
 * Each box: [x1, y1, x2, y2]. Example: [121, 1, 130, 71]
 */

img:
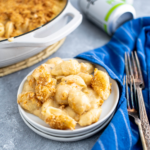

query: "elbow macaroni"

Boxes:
[5, 21, 14, 38]
[0, 0, 66, 41]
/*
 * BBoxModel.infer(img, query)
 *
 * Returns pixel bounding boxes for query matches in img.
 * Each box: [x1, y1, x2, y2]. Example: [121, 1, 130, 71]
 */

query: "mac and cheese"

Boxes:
[18, 58, 112, 130]
[0, 0, 67, 41]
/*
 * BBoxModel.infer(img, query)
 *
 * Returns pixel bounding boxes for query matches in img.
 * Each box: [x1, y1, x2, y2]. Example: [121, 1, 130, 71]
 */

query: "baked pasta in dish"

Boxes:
[0, 0, 67, 41]
[18, 58, 112, 130]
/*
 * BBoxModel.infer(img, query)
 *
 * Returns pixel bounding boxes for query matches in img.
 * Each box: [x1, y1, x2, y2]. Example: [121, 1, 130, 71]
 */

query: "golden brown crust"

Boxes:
[18, 92, 42, 113]
[91, 68, 111, 100]
[42, 107, 76, 130]
[35, 78, 56, 103]
[45, 114, 76, 130]
[32, 64, 52, 85]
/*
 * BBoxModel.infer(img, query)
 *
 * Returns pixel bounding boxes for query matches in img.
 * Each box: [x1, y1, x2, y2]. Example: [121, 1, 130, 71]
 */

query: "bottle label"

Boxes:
[86, 0, 125, 34]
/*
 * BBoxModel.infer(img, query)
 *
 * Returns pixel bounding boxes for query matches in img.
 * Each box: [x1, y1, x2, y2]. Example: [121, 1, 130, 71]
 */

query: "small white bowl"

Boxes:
[17, 58, 119, 137]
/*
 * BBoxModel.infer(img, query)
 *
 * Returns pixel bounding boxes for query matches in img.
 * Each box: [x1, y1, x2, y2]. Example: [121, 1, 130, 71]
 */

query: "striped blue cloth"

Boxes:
[76, 17, 150, 150]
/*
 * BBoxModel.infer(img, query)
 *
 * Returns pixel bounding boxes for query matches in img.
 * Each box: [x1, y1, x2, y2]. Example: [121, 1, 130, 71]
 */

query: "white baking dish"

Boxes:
[0, 1, 82, 67]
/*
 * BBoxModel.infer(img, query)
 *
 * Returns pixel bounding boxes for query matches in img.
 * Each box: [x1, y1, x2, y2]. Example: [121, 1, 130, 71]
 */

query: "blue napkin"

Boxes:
[76, 17, 150, 150]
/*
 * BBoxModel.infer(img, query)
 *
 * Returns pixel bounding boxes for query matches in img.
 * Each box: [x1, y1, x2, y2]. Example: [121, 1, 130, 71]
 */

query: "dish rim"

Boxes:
[17, 58, 119, 134]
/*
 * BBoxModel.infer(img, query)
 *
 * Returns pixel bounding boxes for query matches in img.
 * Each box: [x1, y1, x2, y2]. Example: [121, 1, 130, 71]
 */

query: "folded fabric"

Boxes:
[76, 17, 150, 150]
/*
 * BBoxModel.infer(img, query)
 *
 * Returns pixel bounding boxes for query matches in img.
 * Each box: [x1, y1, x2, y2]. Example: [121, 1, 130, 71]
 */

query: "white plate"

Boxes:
[18, 58, 119, 136]
[19, 108, 114, 137]
[19, 108, 114, 142]
[19, 105, 107, 137]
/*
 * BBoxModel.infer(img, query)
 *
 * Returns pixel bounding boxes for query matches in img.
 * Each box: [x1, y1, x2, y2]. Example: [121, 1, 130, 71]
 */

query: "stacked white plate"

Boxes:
[17, 59, 119, 142]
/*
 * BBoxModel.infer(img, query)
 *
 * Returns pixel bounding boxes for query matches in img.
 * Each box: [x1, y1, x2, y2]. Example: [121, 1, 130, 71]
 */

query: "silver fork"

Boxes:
[124, 75, 147, 150]
[125, 51, 150, 149]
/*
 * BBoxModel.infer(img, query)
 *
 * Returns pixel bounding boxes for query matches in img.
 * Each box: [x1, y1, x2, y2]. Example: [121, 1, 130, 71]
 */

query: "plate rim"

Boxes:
[19, 107, 111, 137]
[19, 108, 115, 142]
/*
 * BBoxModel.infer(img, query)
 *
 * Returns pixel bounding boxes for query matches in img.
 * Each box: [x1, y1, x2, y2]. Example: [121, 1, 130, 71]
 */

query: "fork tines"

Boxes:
[124, 75, 130, 109]
[125, 52, 139, 111]
[134, 52, 145, 88]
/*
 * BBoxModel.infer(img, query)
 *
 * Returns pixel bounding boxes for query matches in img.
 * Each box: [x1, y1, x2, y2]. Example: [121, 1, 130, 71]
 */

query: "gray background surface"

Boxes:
[0, 0, 150, 150]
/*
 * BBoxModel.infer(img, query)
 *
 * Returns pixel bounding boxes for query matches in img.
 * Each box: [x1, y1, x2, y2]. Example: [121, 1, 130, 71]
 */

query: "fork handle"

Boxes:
[135, 118, 147, 150]
[137, 87, 150, 149]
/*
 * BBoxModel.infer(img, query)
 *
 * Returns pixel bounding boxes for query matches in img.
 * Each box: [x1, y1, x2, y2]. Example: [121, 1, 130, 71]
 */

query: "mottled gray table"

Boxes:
[0, 0, 150, 150]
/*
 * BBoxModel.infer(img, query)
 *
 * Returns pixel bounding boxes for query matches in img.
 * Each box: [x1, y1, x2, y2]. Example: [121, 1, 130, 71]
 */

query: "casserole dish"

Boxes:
[0, 1, 82, 67]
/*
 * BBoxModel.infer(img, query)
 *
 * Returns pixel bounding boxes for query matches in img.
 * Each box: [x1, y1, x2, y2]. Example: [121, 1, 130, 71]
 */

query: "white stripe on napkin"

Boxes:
[119, 109, 132, 150]
[130, 21, 135, 35]
[113, 36, 130, 51]
[131, 128, 138, 136]
[138, 39, 144, 51]
[110, 123, 118, 150]
[107, 45, 124, 63]
[121, 26, 134, 41]
[98, 139, 105, 150]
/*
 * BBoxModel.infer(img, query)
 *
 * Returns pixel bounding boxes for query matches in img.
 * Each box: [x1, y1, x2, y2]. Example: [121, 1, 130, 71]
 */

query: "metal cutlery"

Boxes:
[125, 51, 150, 149]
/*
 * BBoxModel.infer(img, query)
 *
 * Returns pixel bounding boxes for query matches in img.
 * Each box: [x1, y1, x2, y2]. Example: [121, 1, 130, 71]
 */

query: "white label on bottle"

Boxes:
[87, 0, 125, 33]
